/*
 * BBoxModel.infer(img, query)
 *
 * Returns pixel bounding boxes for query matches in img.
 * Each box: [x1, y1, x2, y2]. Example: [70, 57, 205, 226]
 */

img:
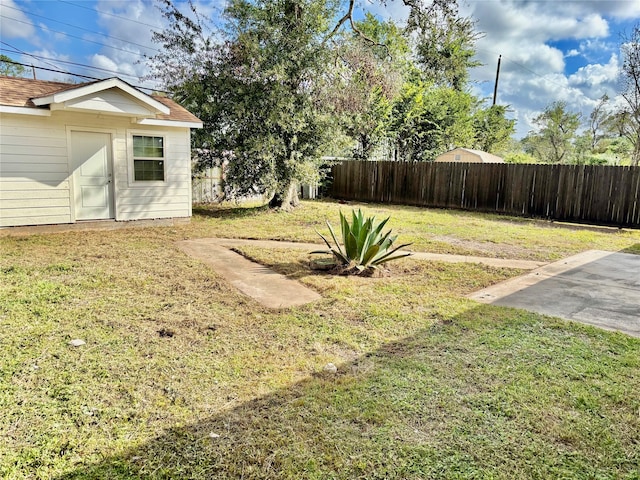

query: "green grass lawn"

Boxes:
[1, 200, 639, 479]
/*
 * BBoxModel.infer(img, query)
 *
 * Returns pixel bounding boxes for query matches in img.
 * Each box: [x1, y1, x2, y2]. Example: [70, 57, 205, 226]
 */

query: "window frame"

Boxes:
[128, 132, 167, 185]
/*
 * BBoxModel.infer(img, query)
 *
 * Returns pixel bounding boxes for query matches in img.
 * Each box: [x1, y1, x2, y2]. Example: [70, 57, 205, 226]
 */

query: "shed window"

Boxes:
[133, 135, 165, 181]
[454, 154, 461, 161]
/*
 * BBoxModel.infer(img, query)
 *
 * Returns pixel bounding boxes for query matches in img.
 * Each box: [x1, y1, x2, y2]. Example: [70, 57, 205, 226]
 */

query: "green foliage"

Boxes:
[149, 0, 341, 209]
[523, 101, 581, 163]
[407, 3, 481, 91]
[472, 104, 516, 153]
[326, 14, 407, 160]
[0, 54, 27, 77]
[391, 81, 476, 161]
[619, 24, 640, 166]
[503, 151, 538, 164]
[313, 209, 412, 274]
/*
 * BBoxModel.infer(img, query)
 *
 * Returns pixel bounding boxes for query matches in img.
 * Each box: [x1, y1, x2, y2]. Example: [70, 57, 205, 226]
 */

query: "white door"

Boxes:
[71, 131, 114, 220]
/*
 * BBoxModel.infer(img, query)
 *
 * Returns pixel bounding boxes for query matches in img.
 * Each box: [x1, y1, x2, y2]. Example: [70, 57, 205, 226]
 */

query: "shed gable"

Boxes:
[50, 87, 162, 117]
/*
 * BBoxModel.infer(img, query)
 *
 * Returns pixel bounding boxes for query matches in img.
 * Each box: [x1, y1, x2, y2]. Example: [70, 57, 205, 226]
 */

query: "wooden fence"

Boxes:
[192, 166, 224, 203]
[330, 161, 640, 228]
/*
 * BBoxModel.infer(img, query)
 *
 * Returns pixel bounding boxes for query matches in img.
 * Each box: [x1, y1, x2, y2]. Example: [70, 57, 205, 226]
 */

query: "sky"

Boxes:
[1, 0, 639, 138]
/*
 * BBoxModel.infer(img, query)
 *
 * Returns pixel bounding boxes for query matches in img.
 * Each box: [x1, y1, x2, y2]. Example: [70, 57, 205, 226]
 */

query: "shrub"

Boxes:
[312, 209, 412, 275]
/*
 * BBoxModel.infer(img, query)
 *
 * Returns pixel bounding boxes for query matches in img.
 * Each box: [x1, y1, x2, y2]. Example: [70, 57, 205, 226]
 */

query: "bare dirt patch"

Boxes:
[432, 235, 533, 259]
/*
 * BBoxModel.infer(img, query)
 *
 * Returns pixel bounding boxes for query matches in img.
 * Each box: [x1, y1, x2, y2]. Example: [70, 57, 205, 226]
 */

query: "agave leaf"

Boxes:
[376, 231, 394, 251]
[340, 211, 350, 249]
[372, 243, 413, 265]
[326, 221, 345, 259]
[371, 216, 390, 243]
[374, 252, 413, 266]
[361, 244, 381, 266]
[351, 210, 361, 239]
[345, 230, 358, 259]
[315, 230, 333, 251]
[331, 250, 350, 265]
[356, 217, 374, 261]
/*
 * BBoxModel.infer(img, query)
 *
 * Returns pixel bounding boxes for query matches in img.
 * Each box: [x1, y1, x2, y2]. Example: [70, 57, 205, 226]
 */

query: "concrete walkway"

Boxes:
[177, 239, 321, 309]
[206, 238, 546, 270]
[469, 250, 640, 338]
[177, 237, 543, 310]
[178, 239, 639, 338]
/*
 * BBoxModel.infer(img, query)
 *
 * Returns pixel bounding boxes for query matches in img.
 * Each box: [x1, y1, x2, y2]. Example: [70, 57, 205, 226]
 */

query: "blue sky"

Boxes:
[2, 0, 639, 137]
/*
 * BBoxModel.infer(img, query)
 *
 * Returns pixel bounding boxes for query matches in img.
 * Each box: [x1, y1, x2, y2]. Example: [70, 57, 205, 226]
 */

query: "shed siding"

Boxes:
[0, 111, 192, 227]
[0, 114, 71, 227]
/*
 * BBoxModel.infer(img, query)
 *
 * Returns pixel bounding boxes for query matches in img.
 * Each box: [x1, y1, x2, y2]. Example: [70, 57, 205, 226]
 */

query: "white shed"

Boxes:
[0, 76, 202, 228]
[435, 148, 504, 163]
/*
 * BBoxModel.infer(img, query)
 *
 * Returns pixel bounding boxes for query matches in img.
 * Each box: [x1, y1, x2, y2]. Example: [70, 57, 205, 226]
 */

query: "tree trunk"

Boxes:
[268, 181, 300, 210]
[632, 140, 640, 166]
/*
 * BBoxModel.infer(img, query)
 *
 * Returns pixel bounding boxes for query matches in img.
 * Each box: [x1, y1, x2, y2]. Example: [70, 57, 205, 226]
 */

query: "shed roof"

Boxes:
[0, 76, 201, 126]
[441, 148, 504, 163]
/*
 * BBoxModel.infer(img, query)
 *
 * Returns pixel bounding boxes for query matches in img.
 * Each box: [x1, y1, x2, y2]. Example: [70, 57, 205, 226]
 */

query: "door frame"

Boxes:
[67, 126, 117, 222]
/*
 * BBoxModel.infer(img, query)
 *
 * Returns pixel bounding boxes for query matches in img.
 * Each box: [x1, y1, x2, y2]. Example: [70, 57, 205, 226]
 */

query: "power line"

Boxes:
[0, 58, 170, 94]
[0, 13, 149, 60]
[1, 3, 162, 54]
[475, 47, 578, 91]
[0, 41, 62, 71]
[1, 44, 142, 82]
[1, 58, 101, 81]
[57, 0, 162, 29]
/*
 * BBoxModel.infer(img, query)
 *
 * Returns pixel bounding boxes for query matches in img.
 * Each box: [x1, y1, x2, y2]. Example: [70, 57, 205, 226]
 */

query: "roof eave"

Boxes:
[0, 105, 51, 116]
[136, 118, 203, 128]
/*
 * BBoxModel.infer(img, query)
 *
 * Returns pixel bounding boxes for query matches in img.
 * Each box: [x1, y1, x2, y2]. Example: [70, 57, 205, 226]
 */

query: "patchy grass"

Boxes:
[1, 201, 639, 479]
[188, 200, 640, 261]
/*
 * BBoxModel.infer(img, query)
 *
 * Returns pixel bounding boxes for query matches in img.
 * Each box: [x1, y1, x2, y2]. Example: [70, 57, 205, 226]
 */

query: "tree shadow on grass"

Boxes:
[55, 305, 639, 480]
[620, 243, 640, 255]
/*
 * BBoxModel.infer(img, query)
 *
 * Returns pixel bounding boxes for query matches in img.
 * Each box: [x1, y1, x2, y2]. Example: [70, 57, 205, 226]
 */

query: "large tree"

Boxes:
[328, 14, 407, 160]
[148, 0, 340, 209]
[148, 0, 495, 205]
[619, 25, 640, 166]
[407, 6, 481, 91]
[391, 79, 476, 161]
[523, 101, 581, 163]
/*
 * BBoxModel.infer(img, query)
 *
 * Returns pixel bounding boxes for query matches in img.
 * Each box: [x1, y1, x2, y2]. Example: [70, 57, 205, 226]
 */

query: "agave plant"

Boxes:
[312, 209, 412, 274]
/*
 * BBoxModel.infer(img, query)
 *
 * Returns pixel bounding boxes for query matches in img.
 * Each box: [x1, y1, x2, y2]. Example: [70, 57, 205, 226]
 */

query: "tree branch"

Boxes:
[325, 0, 389, 54]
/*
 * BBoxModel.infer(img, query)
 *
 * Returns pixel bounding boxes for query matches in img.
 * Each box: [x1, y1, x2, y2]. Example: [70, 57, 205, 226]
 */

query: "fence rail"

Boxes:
[330, 161, 640, 228]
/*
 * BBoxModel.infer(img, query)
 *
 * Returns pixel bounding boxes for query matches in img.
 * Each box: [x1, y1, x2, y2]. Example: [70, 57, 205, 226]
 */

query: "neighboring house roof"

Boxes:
[0, 76, 202, 127]
[439, 148, 504, 163]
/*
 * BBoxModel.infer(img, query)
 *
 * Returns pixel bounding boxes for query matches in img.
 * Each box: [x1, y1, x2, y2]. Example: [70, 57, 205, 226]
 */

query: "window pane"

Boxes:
[134, 159, 164, 181]
[133, 136, 164, 158]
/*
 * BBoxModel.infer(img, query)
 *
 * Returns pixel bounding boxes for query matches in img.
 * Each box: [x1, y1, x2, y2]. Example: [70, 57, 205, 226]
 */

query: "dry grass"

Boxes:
[1, 200, 639, 479]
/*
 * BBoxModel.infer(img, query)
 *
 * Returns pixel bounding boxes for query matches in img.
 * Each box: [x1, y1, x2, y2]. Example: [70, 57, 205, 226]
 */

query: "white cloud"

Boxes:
[569, 55, 620, 87]
[0, 0, 37, 39]
[457, 0, 635, 137]
[581, 0, 640, 19]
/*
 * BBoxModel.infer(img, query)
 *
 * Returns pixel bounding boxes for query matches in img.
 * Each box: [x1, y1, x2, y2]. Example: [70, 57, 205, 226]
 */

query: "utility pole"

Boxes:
[493, 55, 501, 106]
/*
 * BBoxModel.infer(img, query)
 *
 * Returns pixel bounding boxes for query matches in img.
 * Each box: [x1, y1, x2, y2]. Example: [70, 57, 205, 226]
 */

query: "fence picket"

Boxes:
[330, 161, 640, 228]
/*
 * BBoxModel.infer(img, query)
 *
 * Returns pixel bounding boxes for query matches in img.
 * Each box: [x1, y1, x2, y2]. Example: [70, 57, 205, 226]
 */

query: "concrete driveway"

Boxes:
[469, 250, 640, 337]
